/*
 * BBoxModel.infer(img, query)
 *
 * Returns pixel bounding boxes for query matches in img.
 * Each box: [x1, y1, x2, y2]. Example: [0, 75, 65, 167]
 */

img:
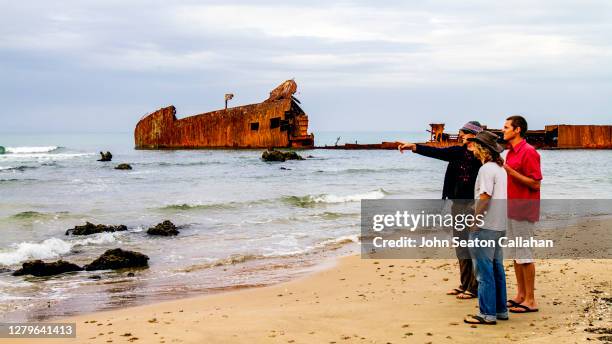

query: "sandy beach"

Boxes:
[3, 1, 612, 342]
[5, 218, 609, 344]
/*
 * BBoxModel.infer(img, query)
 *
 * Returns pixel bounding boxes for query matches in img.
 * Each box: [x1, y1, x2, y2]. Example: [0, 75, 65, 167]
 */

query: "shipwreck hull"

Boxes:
[544, 124, 612, 149]
[135, 80, 314, 149]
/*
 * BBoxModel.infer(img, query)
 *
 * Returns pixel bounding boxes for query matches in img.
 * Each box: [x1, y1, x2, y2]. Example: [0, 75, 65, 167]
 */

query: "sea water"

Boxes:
[1, 131, 611, 320]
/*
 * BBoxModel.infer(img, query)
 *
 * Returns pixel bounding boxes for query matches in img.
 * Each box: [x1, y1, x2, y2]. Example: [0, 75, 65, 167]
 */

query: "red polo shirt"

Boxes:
[506, 139, 542, 222]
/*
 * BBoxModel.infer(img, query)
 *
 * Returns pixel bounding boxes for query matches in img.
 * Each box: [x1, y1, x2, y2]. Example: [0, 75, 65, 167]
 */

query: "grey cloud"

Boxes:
[0, 0, 610, 133]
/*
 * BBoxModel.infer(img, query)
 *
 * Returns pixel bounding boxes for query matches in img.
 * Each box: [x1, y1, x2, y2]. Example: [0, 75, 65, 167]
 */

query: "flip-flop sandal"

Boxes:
[446, 288, 465, 295]
[457, 291, 477, 299]
[506, 299, 521, 307]
[463, 314, 496, 325]
[509, 304, 539, 313]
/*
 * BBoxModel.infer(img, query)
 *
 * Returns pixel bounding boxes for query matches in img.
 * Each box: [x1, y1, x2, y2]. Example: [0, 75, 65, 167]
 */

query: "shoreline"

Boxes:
[1, 218, 610, 343]
[6, 256, 609, 343]
[0, 238, 358, 323]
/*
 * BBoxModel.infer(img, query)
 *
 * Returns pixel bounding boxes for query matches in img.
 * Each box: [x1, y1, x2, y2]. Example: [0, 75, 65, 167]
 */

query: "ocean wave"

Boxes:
[314, 235, 359, 250]
[10, 211, 46, 219]
[0, 238, 72, 266]
[161, 190, 387, 212]
[9, 211, 71, 221]
[179, 254, 263, 272]
[0, 165, 38, 172]
[0, 178, 38, 184]
[156, 161, 225, 167]
[311, 211, 359, 220]
[160, 202, 240, 211]
[282, 189, 388, 207]
[158, 198, 273, 211]
[1, 152, 90, 162]
[0, 232, 119, 267]
[178, 234, 359, 273]
[179, 250, 313, 273]
[72, 232, 118, 247]
[330, 167, 419, 174]
[5, 146, 61, 154]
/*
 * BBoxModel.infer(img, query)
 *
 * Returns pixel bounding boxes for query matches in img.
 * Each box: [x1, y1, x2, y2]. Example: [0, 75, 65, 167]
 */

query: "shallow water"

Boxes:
[0, 131, 611, 320]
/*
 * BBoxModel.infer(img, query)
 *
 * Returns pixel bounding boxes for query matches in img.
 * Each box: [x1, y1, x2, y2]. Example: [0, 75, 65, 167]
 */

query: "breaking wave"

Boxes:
[0, 233, 119, 267]
[282, 189, 388, 207]
[162, 190, 387, 211]
[4, 146, 61, 154]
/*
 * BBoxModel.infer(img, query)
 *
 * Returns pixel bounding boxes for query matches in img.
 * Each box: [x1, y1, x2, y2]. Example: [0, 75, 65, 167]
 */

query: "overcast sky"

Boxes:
[1, 0, 611, 133]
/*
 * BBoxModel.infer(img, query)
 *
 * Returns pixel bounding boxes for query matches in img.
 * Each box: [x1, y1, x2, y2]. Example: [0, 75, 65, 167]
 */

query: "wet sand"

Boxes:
[2, 220, 611, 344]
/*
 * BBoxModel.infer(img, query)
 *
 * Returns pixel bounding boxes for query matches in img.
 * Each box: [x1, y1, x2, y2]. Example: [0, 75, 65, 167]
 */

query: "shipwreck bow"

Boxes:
[134, 80, 314, 149]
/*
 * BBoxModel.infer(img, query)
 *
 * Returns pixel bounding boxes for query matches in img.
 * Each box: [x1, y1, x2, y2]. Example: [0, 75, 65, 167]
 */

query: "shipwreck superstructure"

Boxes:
[135, 80, 314, 149]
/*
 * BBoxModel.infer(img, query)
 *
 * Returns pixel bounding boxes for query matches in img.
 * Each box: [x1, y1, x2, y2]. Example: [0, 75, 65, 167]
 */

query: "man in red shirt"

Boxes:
[503, 115, 542, 313]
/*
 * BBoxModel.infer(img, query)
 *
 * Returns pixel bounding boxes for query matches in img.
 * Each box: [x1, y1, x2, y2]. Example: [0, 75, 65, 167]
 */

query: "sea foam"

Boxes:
[5, 146, 60, 154]
[0, 232, 118, 266]
[283, 189, 387, 207]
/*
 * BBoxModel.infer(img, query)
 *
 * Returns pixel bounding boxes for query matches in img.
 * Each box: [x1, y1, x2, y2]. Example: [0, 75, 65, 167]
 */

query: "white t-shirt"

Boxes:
[474, 161, 508, 231]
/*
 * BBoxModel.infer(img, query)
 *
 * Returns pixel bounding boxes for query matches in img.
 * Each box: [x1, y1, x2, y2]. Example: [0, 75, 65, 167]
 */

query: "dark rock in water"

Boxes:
[127, 272, 135, 277]
[13, 260, 83, 277]
[284, 151, 304, 160]
[115, 163, 132, 170]
[280, 167, 292, 170]
[146, 220, 179, 236]
[84, 248, 149, 271]
[261, 149, 304, 162]
[261, 149, 285, 162]
[306, 155, 314, 158]
[0, 267, 12, 273]
[97, 151, 113, 162]
[88, 275, 101, 280]
[66, 222, 128, 236]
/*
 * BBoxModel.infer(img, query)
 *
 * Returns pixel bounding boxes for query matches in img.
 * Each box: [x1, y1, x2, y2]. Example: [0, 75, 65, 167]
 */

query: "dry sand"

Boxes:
[3, 220, 611, 344]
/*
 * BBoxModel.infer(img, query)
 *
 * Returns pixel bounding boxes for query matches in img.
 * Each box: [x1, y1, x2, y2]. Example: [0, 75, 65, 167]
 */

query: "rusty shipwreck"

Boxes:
[135, 80, 314, 149]
[319, 123, 612, 150]
[423, 123, 612, 149]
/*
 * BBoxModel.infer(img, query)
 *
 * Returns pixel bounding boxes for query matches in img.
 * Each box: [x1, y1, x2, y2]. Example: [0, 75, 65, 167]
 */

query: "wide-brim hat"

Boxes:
[467, 130, 504, 154]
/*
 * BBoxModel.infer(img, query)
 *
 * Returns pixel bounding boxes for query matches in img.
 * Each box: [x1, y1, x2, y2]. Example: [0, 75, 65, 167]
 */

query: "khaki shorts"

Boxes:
[507, 219, 535, 264]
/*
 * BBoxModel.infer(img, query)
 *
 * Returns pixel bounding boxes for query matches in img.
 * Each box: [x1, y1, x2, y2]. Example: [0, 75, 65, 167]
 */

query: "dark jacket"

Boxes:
[414, 144, 481, 199]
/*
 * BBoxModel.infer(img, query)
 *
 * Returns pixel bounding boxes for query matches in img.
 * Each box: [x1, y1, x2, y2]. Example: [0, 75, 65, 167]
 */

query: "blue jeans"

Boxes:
[469, 229, 508, 321]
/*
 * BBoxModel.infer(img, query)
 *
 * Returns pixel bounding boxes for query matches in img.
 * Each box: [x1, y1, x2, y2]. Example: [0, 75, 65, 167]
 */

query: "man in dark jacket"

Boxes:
[397, 121, 483, 299]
